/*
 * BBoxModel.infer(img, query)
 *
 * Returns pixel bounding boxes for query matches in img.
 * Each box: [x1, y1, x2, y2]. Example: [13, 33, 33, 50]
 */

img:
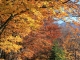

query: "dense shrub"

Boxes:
[49, 41, 66, 60]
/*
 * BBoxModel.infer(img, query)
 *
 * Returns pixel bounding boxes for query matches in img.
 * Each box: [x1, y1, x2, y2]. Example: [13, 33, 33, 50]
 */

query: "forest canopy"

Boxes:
[0, 0, 80, 60]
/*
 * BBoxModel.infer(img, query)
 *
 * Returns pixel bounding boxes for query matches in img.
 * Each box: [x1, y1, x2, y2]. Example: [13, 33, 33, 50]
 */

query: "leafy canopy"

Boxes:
[0, 0, 79, 59]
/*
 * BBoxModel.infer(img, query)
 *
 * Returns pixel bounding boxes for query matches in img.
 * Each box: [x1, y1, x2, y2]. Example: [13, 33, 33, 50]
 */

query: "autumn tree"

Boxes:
[20, 17, 61, 60]
[0, 0, 79, 60]
[49, 41, 66, 60]
[59, 22, 80, 60]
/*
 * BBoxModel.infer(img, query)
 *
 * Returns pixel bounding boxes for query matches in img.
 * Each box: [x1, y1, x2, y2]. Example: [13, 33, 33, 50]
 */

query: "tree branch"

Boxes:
[0, 14, 13, 35]
[0, 9, 28, 35]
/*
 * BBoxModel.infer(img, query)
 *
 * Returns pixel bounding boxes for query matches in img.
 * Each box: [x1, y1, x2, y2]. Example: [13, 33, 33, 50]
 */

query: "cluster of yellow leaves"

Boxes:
[0, 12, 43, 53]
[19, 14, 42, 30]
[64, 49, 73, 60]
[0, 35, 22, 53]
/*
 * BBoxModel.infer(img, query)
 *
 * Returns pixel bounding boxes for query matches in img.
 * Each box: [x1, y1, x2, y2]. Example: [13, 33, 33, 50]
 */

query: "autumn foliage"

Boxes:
[21, 17, 61, 59]
[0, 0, 80, 60]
